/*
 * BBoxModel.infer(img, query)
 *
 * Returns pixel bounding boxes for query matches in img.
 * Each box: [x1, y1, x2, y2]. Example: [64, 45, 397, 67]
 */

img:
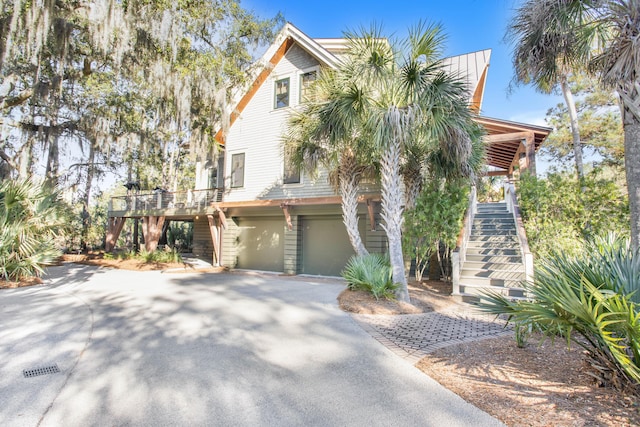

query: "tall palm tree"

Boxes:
[284, 69, 377, 257]
[512, 0, 640, 248]
[507, 0, 596, 183]
[589, 0, 640, 250]
[287, 23, 479, 302]
[347, 23, 478, 301]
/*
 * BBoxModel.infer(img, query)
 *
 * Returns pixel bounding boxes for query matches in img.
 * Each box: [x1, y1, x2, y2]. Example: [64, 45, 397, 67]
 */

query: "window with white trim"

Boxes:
[299, 70, 318, 103]
[230, 153, 245, 188]
[283, 149, 300, 184]
[274, 78, 290, 109]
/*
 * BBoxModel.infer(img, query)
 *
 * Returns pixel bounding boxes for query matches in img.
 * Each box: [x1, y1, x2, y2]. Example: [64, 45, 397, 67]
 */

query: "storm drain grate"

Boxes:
[23, 364, 60, 378]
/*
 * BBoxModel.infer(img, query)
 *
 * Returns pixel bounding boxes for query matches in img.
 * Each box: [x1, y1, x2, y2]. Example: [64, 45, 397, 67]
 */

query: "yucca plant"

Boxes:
[0, 178, 69, 281]
[479, 234, 640, 390]
[342, 253, 397, 300]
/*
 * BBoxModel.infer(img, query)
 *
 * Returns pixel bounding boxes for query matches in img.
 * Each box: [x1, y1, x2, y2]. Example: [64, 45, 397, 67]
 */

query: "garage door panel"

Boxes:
[302, 216, 363, 276]
[236, 217, 284, 272]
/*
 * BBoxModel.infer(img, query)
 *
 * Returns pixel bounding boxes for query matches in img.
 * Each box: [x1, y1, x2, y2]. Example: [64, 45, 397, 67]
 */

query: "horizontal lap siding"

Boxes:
[225, 44, 335, 202]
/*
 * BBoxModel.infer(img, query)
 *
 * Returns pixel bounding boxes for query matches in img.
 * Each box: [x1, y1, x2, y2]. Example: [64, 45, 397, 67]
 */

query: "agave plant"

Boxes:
[479, 234, 640, 389]
[0, 178, 69, 281]
[342, 253, 397, 300]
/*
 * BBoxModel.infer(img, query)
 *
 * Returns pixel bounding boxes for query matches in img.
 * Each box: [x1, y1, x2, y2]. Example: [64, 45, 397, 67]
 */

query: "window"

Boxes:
[208, 156, 225, 189]
[231, 153, 245, 188]
[299, 70, 317, 102]
[274, 77, 290, 109]
[283, 149, 300, 184]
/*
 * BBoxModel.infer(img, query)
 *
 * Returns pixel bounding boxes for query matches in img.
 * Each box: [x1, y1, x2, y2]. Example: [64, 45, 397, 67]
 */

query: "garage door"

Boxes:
[236, 217, 284, 272]
[302, 215, 363, 276]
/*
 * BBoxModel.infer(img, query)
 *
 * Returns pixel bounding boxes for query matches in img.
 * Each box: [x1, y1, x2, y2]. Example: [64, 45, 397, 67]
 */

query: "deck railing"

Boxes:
[109, 188, 223, 213]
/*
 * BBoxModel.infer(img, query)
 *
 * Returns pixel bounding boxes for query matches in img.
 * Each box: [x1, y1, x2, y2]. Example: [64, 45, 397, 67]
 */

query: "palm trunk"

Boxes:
[620, 84, 640, 251]
[404, 173, 422, 210]
[339, 151, 368, 256]
[560, 76, 584, 183]
[380, 109, 410, 302]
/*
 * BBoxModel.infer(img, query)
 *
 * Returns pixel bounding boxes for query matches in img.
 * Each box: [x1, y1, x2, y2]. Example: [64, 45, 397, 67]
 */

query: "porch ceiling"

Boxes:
[475, 116, 552, 173]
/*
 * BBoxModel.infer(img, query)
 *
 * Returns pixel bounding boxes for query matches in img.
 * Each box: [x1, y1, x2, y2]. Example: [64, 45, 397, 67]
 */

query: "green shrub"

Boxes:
[0, 178, 70, 281]
[342, 253, 397, 300]
[517, 171, 628, 258]
[403, 178, 468, 281]
[479, 234, 640, 389]
[138, 248, 182, 264]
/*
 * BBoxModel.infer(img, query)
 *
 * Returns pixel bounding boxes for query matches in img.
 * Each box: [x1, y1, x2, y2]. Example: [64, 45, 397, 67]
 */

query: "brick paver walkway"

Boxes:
[353, 307, 512, 364]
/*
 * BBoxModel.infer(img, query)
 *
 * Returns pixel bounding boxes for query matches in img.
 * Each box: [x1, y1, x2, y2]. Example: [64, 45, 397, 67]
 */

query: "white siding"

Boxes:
[224, 44, 337, 202]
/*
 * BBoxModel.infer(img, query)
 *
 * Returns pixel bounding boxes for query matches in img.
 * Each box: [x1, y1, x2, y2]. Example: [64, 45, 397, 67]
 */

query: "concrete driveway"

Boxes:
[0, 264, 503, 426]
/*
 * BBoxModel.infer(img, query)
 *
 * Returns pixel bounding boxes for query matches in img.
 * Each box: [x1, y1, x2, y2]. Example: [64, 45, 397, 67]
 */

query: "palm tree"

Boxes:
[284, 69, 377, 257]
[346, 23, 478, 301]
[588, 0, 640, 250]
[511, 0, 640, 249]
[507, 0, 595, 183]
[287, 23, 479, 302]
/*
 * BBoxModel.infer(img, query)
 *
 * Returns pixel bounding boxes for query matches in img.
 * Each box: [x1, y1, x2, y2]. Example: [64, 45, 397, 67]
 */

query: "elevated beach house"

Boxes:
[107, 23, 550, 277]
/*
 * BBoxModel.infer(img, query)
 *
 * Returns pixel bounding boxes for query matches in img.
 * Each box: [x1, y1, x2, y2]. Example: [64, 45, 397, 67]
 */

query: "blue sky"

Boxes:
[244, 0, 563, 127]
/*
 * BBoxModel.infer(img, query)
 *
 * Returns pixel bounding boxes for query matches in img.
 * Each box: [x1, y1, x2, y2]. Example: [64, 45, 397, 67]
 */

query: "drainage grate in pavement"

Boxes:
[23, 364, 60, 378]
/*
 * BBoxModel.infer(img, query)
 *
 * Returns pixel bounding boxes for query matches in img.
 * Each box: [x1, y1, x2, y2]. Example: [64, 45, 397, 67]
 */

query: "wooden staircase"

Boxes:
[456, 202, 529, 301]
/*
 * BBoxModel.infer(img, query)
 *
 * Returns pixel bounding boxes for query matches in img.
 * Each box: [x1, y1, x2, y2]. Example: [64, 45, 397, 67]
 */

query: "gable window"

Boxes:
[299, 70, 317, 103]
[231, 153, 245, 188]
[274, 78, 290, 109]
[283, 149, 300, 184]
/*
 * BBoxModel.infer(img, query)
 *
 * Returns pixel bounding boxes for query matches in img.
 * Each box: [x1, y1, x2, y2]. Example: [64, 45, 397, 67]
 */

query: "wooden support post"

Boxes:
[366, 199, 376, 231]
[141, 216, 166, 252]
[281, 204, 293, 231]
[524, 132, 536, 176]
[214, 206, 227, 230]
[207, 214, 220, 266]
[105, 217, 126, 252]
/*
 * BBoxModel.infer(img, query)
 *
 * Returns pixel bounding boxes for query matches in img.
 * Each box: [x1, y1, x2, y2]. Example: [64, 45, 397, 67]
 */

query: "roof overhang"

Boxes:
[475, 116, 552, 173]
[214, 23, 341, 145]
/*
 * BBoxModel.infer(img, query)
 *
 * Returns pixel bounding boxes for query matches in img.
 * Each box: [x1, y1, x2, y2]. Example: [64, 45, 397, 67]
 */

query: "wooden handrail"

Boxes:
[505, 181, 534, 283]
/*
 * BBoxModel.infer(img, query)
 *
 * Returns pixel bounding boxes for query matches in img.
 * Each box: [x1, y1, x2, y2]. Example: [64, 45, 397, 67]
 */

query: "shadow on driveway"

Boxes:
[0, 265, 503, 427]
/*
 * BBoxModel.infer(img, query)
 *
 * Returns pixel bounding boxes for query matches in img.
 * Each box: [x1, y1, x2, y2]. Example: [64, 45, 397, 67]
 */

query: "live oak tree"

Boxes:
[0, 0, 282, 249]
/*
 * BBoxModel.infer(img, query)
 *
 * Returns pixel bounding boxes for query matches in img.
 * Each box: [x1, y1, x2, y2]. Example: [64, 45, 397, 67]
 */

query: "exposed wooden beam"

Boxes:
[207, 214, 220, 266]
[486, 170, 509, 177]
[485, 131, 535, 144]
[141, 216, 166, 252]
[212, 194, 381, 209]
[105, 217, 126, 252]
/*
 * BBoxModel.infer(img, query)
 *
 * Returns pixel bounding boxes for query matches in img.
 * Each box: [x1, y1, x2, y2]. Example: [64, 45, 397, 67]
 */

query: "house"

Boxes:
[106, 22, 550, 277]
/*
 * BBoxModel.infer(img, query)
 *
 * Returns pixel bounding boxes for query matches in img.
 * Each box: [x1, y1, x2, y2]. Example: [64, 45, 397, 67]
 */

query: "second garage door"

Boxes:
[236, 217, 284, 272]
[302, 215, 363, 276]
